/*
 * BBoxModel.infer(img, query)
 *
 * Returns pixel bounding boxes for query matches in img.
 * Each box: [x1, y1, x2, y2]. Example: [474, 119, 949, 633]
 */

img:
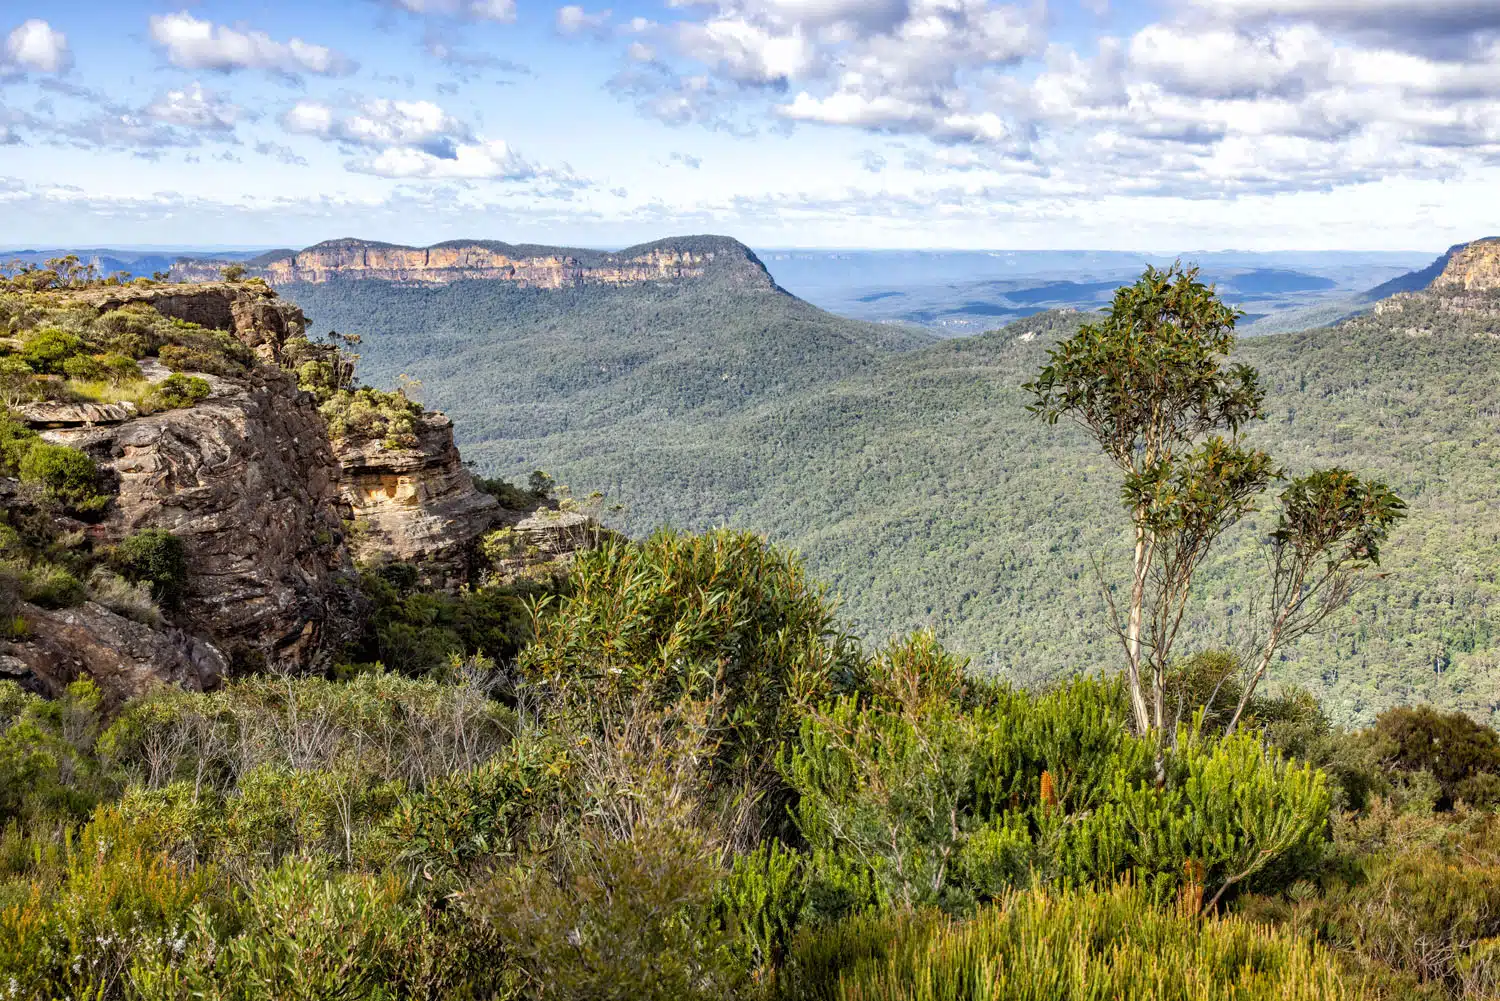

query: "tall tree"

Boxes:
[1025, 264, 1404, 749]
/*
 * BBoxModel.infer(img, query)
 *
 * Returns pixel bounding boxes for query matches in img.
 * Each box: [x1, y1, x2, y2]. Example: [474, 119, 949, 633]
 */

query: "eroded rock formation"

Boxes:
[1, 602, 228, 704]
[42, 364, 360, 673]
[333, 411, 499, 580]
[1434, 238, 1500, 293]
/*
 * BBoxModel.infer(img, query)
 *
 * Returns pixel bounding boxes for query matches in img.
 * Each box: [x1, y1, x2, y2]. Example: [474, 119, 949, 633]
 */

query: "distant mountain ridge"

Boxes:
[171, 235, 781, 291]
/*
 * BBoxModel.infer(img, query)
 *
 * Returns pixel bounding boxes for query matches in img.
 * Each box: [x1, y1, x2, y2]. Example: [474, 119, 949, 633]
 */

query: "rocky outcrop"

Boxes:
[334, 412, 499, 580]
[73, 281, 309, 364]
[1433, 238, 1500, 293]
[1, 602, 228, 704]
[172, 236, 780, 291]
[42, 365, 360, 671]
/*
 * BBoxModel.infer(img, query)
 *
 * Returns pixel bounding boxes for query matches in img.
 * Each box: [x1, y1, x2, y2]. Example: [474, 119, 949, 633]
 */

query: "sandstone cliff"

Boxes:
[1433, 238, 1500, 293]
[334, 411, 499, 581]
[42, 360, 360, 673]
[172, 236, 780, 291]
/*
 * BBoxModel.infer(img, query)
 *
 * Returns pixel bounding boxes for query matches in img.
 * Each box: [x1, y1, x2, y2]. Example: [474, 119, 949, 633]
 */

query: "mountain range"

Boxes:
[199, 234, 1500, 725]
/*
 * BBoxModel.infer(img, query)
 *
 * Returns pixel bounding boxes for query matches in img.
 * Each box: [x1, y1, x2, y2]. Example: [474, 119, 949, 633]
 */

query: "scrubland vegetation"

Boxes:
[2, 261, 1497, 999]
[3, 528, 1500, 999]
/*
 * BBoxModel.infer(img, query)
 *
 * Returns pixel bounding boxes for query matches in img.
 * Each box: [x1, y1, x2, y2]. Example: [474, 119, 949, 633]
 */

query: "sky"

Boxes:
[0, 0, 1498, 251]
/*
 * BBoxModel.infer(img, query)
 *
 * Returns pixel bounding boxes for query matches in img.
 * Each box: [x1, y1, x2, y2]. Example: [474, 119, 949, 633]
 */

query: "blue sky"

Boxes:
[1, 0, 1498, 250]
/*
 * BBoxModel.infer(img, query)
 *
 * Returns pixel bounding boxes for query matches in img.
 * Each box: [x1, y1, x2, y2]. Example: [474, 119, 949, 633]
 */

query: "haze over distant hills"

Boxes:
[260, 233, 1500, 727]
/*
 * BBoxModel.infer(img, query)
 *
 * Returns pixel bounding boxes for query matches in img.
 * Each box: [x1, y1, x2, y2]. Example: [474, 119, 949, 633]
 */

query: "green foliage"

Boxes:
[320, 387, 423, 449]
[148, 373, 211, 410]
[20, 328, 84, 374]
[347, 563, 541, 676]
[519, 528, 863, 778]
[114, 529, 188, 608]
[782, 881, 1362, 1001]
[1370, 705, 1500, 809]
[468, 822, 751, 1001]
[786, 654, 1326, 916]
[716, 839, 811, 971]
[17, 441, 111, 514]
[0, 355, 40, 407]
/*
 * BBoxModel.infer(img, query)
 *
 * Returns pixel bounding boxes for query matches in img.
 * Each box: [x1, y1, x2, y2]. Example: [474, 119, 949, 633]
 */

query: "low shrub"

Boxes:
[320, 388, 424, 449]
[148, 373, 211, 410]
[782, 881, 1363, 1001]
[87, 567, 163, 626]
[19, 328, 82, 374]
[114, 529, 188, 608]
[17, 441, 110, 514]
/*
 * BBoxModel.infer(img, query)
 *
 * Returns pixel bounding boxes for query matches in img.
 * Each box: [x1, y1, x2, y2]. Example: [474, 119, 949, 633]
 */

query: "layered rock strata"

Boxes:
[172, 236, 779, 291]
[41, 364, 360, 672]
[333, 412, 499, 580]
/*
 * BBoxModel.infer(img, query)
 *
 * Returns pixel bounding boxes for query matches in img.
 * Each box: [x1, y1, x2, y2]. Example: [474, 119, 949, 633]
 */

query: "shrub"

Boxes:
[0, 408, 38, 471]
[87, 567, 163, 626]
[114, 529, 188, 608]
[19, 328, 82, 374]
[61, 353, 105, 382]
[148, 372, 211, 410]
[0, 355, 39, 408]
[466, 822, 751, 1001]
[1370, 705, 1500, 809]
[782, 881, 1363, 1001]
[133, 860, 415, 1001]
[320, 388, 424, 449]
[98, 353, 143, 385]
[18, 560, 87, 608]
[17, 441, 110, 513]
[520, 529, 863, 780]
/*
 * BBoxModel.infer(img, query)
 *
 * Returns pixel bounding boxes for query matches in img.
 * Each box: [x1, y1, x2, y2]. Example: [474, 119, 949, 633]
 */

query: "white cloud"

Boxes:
[4, 18, 70, 74]
[283, 98, 471, 157]
[148, 11, 355, 76]
[386, 0, 518, 23]
[353, 139, 551, 180]
[557, 6, 613, 36]
[144, 83, 243, 132]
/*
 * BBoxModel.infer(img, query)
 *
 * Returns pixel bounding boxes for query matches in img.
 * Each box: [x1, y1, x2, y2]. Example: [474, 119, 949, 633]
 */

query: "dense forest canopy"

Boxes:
[283, 276, 1500, 726]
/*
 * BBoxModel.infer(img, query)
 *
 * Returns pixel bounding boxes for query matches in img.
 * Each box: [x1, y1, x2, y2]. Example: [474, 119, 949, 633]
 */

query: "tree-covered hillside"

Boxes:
[283, 278, 1500, 726]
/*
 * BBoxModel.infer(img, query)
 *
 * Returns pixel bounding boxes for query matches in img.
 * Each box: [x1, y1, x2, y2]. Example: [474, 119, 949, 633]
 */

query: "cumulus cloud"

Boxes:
[351, 140, 560, 181]
[614, 0, 1042, 142]
[385, 0, 518, 23]
[281, 95, 583, 186]
[556, 6, 613, 37]
[144, 83, 243, 132]
[283, 98, 472, 158]
[3, 18, 71, 74]
[668, 151, 702, 167]
[255, 141, 310, 166]
[149, 11, 355, 76]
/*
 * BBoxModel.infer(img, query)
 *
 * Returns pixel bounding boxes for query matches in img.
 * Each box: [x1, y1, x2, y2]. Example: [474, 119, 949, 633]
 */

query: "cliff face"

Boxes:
[1433, 238, 1500, 293]
[172, 236, 779, 291]
[43, 361, 360, 674]
[333, 412, 499, 580]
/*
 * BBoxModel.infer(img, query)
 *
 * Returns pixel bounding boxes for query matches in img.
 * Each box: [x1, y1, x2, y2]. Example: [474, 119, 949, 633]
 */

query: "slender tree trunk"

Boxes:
[1126, 518, 1152, 735]
[1225, 618, 1284, 736]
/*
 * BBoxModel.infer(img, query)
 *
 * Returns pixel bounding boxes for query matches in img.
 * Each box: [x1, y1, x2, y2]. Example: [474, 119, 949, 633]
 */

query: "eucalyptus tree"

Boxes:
[1025, 264, 1404, 748]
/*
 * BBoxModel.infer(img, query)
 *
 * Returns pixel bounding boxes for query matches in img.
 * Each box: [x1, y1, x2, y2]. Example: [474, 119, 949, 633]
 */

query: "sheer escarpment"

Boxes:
[1433, 238, 1500, 293]
[171, 235, 780, 291]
